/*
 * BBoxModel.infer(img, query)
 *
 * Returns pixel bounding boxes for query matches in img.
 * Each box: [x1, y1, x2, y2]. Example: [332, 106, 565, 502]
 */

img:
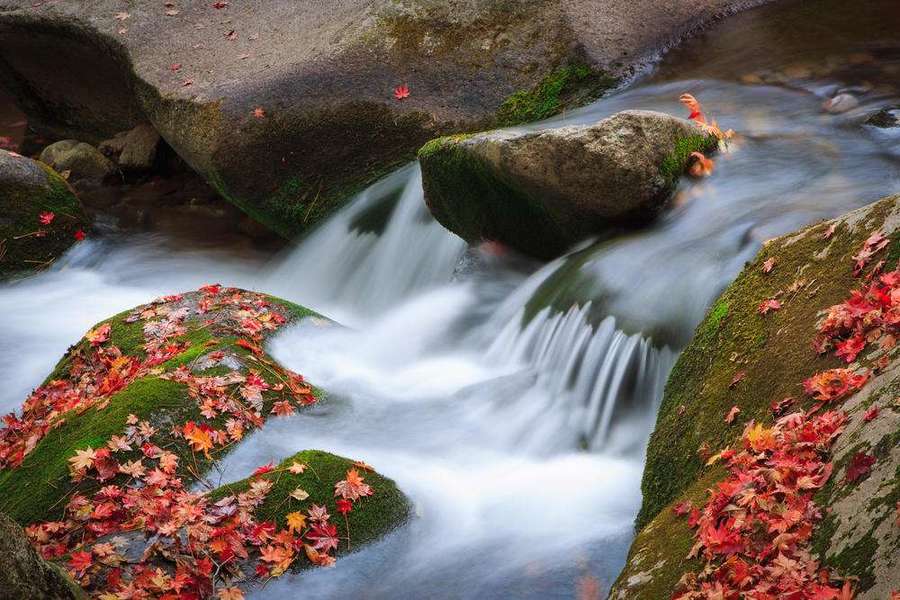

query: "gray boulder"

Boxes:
[419, 110, 717, 259]
[0, 511, 85, 600]
[0, 0, 762, 238]
[0, 149, 86, 278]
[100, 124, 161, 171]
[38, 140, 115, 182]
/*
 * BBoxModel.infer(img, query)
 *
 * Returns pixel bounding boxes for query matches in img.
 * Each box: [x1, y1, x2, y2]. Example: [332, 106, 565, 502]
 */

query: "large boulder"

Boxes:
[419, 110, 718, 258]
[0, 149, 86, 278]
[611, 194, 900, 599]
[0, 511, 85, 600]
[0, 286, 411, 597]
[0, 0, 762, 238]
[38, 139, 116, 183]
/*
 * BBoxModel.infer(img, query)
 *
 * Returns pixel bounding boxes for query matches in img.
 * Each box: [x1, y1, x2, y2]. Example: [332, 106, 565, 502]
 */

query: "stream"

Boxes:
[1, 0, 899, 597]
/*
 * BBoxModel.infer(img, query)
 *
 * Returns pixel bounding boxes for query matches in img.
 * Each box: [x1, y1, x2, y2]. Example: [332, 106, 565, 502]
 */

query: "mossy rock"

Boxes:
[611, 194, 900, 599]
[0, 287, 325, 525]
[209, 449, 412, 560]
[0, 149, 87, 279]
[419, 111, 717, 259]
[0, 510, 86, 600]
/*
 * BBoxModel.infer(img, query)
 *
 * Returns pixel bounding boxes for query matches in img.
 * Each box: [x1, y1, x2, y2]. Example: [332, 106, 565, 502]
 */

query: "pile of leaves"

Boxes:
[27, 420, 374, 598]
[670, 249, 900, 598]
[0, 285, 386, 598]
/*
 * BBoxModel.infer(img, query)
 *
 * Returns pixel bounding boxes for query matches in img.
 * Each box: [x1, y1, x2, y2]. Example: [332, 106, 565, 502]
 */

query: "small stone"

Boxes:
[39, 140, 116, 182]
[822, 93, 859, 114]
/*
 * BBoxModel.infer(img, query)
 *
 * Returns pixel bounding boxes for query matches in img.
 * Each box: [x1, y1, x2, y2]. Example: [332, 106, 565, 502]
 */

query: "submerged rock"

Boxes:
[0, 511, 85, 600]
[0, 0, 760, 238]
[0, 149, 86, 278]
[822, 92, 859, 114]
[866, 106, 900, 128]
[419, 110, 717, 259]
[38, 139, 116, 183]
[0, 286, 410, 597]
[611, 194, 900, 599]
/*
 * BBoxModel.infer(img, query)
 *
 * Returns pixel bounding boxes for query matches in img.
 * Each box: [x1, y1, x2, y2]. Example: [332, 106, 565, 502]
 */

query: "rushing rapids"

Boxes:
[1, 0, 899, 597]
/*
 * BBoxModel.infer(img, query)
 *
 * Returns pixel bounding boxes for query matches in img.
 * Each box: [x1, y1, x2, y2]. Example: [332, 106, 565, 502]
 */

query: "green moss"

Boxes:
[0, 377, 188, 524]
[418, 135, 570, 259]
[0, 291, 327, 525]
[613, 196, 900, 598]
[697, 300, 729, 340]
[659, 134, 719, 187]
[495, 64, 618, 127]
[0, 160, 86, 278]
[209, 450, 411, 556]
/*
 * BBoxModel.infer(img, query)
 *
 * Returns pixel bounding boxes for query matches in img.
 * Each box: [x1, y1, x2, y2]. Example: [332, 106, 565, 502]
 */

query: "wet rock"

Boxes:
[100, 124, 160, 171]
[611, 194, 900, 599]
[0, 511, 85, 600]
[0, 287, 409, 596]
[822, 92, 859, 114]
[866, 106, 900, 128]
[38, 139, 116, 182]
[0, 0, 763, 238]
[0, 149, 86, 278]
[419, 110, 717, 259]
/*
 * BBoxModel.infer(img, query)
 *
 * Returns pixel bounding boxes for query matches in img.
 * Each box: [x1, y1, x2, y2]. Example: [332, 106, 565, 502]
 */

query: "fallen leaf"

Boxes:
[285, 511, 306, 533]
[38, 211, 55, 225]
[393, 84, 410, 100]
[863, 406, 879, 421]
[114, 11, 130, 20]
[730, 370, 746, 388]
[289, 487, 309, 501]
[288, 462, 306, 474]
[725, 405, 741, 424]
[688, 151, 714, 177]
[679, 93, 706, 123]
[845, 452, 876, 483]
[762, 257, 776, 273]
[253, 107, 265, 118]
[758, 298, 782, 315]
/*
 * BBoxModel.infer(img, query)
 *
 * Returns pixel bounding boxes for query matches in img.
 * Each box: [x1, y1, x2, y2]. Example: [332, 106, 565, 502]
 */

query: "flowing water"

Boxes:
[1, 0, 900, 597]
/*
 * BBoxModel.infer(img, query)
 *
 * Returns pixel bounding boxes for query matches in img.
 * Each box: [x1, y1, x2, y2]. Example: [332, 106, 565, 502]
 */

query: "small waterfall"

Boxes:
[484, 303, 674, 452]
[264, 165, 466, 323]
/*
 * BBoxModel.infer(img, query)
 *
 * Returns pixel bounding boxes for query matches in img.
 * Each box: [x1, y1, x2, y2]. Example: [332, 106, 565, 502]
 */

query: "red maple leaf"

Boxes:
[758, 298, 782, 315]
[74, 229, 86, 241]
[845, 453, 875, 483]
[252, 462, 275, 477]
[69, 550, 92, 573]
[863, 406, 879, 422]
[393, 84, 410, 100]
[336, 499, 352, 515]
[38, 211, 55, 225]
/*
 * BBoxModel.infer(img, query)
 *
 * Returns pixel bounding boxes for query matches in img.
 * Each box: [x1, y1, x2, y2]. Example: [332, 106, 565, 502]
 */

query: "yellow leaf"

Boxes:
[286, 511, 307, 533]
[68, 447, 96, 473]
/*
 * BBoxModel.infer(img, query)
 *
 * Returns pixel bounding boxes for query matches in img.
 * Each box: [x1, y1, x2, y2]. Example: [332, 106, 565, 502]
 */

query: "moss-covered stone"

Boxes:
[612, 194, 900, 599]
[419, 111, 718, 259]
[210, 450, 412, 558]
[0, 150, 87, 279]
[0, 288, 325, 525]
[0, 511, 86, 599]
